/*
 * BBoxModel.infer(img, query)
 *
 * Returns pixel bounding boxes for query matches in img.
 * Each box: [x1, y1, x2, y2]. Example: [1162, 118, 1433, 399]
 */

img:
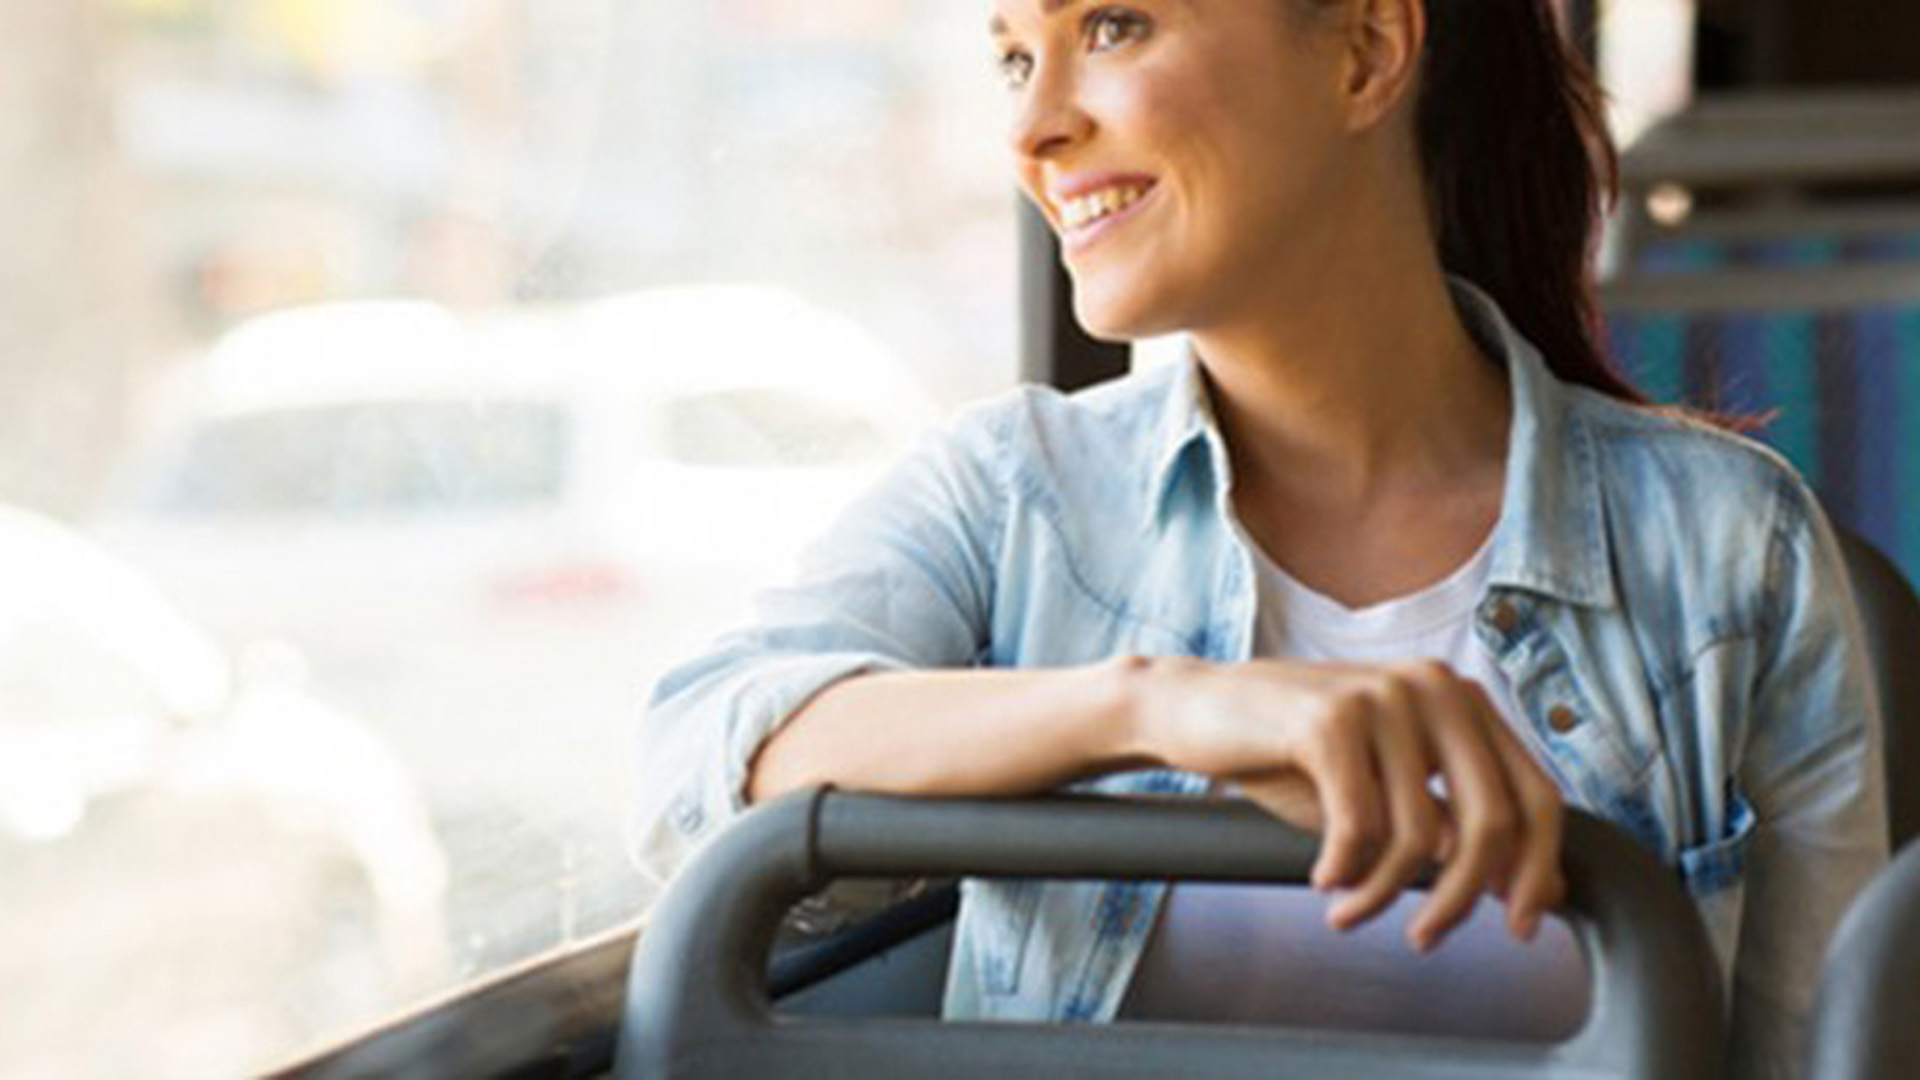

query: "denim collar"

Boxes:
[1144, 278, 1618, 610]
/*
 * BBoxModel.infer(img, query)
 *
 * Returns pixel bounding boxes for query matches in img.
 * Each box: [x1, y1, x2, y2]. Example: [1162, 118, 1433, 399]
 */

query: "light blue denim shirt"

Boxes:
[633, 282, 1886, 1078]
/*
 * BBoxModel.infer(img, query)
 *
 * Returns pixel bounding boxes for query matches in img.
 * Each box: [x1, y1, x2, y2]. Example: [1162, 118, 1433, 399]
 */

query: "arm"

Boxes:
[746, 659, 1158, 803]
[751, 647, 1566, 948]
[636, 398, 1561, 945]
[1728, 486, 1889, 1080]
[631, 408, 1007, 893]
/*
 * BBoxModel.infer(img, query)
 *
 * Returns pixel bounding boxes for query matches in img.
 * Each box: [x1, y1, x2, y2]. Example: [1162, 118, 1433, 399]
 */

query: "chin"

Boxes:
[1069, 279, 1177, 343]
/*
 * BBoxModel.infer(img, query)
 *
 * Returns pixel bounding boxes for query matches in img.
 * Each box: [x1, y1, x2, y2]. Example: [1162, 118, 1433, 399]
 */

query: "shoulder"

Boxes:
[1566, 387, 1832, 638]
[939, 362, 1186, 487]
[965, 361, 1182, 440]
[1570, 386, 1818, 531]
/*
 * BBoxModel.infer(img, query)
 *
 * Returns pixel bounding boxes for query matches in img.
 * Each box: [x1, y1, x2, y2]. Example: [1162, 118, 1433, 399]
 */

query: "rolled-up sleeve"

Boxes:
[629, 400, 1011, 892]
[1729, 481, 1890, 1080]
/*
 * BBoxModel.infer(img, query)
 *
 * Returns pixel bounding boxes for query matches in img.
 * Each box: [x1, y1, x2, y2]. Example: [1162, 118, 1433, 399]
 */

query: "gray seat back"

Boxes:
[1806, 837, 1920, 1080]
[1836, 528, 1920, 848]
[617, 790, 1726, 1080]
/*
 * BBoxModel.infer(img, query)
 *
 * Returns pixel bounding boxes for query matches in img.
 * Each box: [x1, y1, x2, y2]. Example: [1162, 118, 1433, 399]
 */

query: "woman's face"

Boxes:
[989, 0, 1363, 341]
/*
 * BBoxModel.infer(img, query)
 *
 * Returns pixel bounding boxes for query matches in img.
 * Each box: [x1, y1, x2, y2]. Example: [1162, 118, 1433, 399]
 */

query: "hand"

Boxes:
[1133, 657, 1566, 950]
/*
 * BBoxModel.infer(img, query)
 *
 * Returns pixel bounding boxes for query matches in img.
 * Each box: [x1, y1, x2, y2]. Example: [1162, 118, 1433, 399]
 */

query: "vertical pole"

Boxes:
[1018, 200, 1131, 392]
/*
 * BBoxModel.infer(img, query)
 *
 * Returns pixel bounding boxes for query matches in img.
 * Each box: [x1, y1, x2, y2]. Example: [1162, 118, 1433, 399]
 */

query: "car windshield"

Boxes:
[152, 401, 569, 516]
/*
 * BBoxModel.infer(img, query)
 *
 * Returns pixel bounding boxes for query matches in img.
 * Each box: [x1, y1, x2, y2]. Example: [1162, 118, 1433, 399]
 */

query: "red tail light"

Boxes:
[489, 561, 638, 609]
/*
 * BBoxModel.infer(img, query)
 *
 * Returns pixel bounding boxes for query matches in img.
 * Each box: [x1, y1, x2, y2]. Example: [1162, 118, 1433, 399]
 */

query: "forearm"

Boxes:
[745, 655, 1166, 804]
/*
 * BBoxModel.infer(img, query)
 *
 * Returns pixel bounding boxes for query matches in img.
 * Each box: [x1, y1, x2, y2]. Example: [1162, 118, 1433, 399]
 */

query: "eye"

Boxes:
[1084, 8, 1152, 53]
[995, 47, 1035, 89]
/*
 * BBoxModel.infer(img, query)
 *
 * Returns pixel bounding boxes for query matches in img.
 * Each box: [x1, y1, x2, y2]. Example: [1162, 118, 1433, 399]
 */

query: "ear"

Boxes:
[1338, 0, 1425, 132]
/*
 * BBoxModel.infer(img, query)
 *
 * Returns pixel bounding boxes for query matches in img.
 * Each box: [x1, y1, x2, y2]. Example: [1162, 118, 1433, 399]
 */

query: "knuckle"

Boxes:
[1386, 831, 1435, 875]
[1350, 805, 1387, 848]
[1461, 677, 1498, 709]
[1403, 809, 1443, 853]
[1313, 698, 1367, 742]
[1464, 803, 1519, 850]
[1514, 774, 1564, 823]
[1529, 783, 1566, 821]
[1367, 675, 1416, 717]
[1396, 659, 1456, 690]
[1482, 805, 1521, 844]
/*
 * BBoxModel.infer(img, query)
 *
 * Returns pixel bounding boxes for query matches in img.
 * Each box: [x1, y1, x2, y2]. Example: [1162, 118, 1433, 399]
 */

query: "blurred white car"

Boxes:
[90, 286, 940, 948]
[0, 503, 448, 1078]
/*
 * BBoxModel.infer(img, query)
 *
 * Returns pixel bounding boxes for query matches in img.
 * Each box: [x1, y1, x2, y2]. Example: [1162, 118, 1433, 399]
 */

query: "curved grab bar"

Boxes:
[617, 790, 1724, 1080]
[1806, 838, 1920, 1080]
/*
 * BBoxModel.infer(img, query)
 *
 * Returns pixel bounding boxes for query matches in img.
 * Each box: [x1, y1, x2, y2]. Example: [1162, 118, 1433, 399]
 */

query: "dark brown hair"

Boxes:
[1411, 0, 1644, 403]
[1295, 0, 1644, 402]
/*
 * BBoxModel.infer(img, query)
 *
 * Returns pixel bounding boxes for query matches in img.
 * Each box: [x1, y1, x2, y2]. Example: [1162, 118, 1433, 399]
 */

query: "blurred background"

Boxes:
[1, 0, 1916, 1076]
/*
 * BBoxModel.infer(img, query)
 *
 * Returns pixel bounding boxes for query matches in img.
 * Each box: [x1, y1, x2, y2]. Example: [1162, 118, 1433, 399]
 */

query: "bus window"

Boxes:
[3, 1, 1015, 1075]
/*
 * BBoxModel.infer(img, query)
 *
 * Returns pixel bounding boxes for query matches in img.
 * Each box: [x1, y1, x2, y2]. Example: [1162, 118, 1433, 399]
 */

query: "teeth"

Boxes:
[1059, 183, 1149, 231]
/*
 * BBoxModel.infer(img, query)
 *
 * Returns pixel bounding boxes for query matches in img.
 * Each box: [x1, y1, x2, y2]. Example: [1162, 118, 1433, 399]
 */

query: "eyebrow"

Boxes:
[988, 0, 1081, 39]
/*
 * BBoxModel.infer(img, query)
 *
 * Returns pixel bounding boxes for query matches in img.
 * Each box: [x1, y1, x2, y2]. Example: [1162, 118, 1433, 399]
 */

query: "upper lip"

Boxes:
[1045, 172, 1157, 215]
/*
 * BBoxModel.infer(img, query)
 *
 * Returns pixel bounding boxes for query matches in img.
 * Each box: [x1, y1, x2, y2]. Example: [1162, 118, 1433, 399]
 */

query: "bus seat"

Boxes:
[1806, 836, 1920, 1080]
[1632, 215, 1920, 276]
[1601, 269, 1920, 596]
[616, 790, 1726, 1080]
[1835, 529, 1920, 849]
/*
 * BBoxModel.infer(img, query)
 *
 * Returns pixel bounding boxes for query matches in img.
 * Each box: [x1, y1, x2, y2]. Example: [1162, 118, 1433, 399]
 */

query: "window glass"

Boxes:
[153, 402, 569, 515]
[661, 389, 894, 468]
[4, 0, 1016, 1074]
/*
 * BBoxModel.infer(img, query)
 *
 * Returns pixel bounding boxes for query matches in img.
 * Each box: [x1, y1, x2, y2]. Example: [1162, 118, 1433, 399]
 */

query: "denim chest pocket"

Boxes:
[1676, 793, 1756, 896]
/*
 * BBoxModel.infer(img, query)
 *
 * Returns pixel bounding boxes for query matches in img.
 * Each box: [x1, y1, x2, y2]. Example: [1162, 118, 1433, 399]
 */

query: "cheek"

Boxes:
[1080, 61, 1215, 157]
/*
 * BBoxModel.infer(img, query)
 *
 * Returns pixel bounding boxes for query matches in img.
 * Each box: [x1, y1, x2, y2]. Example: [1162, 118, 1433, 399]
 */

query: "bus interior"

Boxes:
[6, 1, 1920, 1078]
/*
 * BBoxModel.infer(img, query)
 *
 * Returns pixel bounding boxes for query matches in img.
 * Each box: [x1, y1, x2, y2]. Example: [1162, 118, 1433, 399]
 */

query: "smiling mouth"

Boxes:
[1057, 181, 1156, 233]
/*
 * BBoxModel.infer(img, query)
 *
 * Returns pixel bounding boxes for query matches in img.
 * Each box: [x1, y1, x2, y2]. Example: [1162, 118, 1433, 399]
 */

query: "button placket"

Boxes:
[670, 796, 705, 836]
[1489, 599, 1522, 636]
[1478, 609, 1630, 805]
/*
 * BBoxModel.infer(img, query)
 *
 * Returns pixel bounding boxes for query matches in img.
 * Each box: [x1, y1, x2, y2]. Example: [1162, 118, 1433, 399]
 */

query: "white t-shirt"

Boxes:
[1118, 533, 1588, 1037]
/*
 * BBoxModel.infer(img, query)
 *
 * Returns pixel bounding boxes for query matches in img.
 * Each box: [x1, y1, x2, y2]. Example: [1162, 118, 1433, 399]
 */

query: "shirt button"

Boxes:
[671, 797, 705, 836]
[1489, 600, 1521, 635]
[1547, 705, 1581, 735]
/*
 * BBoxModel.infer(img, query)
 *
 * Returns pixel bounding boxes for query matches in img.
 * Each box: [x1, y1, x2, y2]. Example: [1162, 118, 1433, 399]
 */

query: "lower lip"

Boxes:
[1060, 185, 1158, 256]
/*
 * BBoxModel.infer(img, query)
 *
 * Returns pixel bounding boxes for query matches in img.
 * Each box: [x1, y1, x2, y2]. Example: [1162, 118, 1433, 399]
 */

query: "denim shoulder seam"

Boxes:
[1653, 626, 1761, 708]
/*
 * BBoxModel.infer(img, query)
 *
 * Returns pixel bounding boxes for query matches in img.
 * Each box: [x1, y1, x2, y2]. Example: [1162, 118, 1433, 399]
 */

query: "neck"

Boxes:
[1191, 240, 1510, 511]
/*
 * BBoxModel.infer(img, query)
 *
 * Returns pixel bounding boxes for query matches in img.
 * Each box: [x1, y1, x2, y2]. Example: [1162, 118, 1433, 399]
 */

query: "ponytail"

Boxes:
[1415, 0, 1645, 403]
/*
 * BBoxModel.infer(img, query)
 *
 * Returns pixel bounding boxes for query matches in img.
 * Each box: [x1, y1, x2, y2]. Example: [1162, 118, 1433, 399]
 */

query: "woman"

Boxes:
[634, 1, 1886, 1075]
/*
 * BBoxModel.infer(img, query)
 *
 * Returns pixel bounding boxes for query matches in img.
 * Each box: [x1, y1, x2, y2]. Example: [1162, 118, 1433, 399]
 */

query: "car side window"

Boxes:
[157, 402, 568, 515]
[661, 389, 894, 468]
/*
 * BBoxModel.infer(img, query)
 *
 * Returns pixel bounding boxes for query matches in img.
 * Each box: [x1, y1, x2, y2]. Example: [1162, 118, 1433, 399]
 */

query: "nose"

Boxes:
[1007, 61, 1092, 161]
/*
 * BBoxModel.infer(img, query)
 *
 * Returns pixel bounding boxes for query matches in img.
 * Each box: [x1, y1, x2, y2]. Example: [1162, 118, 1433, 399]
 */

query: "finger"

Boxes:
[1299, 705, 1388, 892]
[1235, 770, 1325, 834]
[1409, 672, 1520, 951]
[1328, 702, 1444, 932]
[1471, 693, 1567, 940]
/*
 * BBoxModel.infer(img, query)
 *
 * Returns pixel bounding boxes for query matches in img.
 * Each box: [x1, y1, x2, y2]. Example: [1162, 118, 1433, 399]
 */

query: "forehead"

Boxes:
[989, 0, 1206, 36]
[988, 0, 1081, 36]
